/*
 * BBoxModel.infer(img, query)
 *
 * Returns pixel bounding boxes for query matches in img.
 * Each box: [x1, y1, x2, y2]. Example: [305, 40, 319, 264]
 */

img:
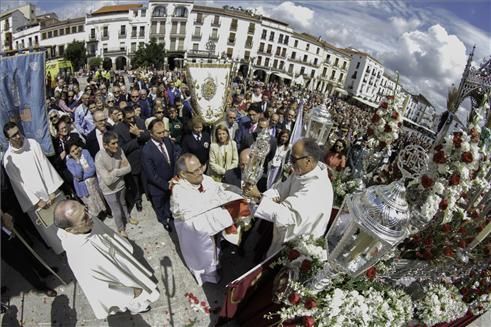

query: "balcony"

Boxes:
[191, 33, 202, 40]
[194, 19, 203, 25]
[211, 20, 221, 27]
[104, 48, 126, 56]
[227, 39, 235, 46]
[209, 34, 219, 41]
[139, 33, 145, 38]
[230, 24, 237, 32]
[245, 42, 253, 49]
[171, 15, 188, 22]
[131, 32, 137, 38]
[248, 27, 255, 35]
[257, 50, 271, 56]
[118, 33, 126, 39]
[151, 29, 165, 35]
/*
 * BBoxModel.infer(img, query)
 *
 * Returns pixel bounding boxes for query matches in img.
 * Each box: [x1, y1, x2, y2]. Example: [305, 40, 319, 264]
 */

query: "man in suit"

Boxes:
[181, 118, 211, 166]
[223, 148, 250, 189]
[279, 109, 296, 132]
[259, 95, 270, 114]
[142, 119, 179, 232]
[167, 81, 181, 107]
[235, 105, 261, 152]
[114, 106, 150, 211]
[86, 110, 111, 158]
[269, 113, 281, 138]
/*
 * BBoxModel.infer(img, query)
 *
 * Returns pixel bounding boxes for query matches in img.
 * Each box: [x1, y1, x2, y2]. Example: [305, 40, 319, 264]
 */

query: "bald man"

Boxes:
[55, 200, 159, 319]
[222, 148, 250, 189]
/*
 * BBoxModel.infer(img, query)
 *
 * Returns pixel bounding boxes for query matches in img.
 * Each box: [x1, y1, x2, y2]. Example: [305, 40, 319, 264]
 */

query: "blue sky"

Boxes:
[2, 0, 491, 115]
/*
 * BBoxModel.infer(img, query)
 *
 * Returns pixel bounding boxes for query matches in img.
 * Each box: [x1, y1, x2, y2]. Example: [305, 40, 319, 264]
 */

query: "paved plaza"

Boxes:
[1, 197, 256, 326]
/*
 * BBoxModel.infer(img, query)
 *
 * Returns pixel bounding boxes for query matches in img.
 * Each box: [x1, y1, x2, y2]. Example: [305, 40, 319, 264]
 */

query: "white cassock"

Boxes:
[3, 138, 64, 254]
[255, 162, 333, 257]
[170, 175, 243, 285]
[57, 217, 160, 319]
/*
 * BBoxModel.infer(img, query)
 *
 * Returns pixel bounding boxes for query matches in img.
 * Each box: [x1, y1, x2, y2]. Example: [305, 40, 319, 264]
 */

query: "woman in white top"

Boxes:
[207, 124, 239, 182]
[267, 129, 292, 188]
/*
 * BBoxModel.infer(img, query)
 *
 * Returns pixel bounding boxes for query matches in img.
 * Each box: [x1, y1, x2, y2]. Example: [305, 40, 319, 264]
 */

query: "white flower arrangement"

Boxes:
[414, 283, 468, 326]
[367, 96, 404, 148]
[470, 293, 491, 315]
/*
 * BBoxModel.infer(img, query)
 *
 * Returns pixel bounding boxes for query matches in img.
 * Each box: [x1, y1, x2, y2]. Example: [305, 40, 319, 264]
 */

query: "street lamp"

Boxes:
[304, 104, 333, 146]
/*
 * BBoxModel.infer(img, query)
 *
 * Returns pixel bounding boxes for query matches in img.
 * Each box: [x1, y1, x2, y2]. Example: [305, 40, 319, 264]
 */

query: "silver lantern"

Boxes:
[324, 145, 427, 277]
[242, 128, 271, 186]
[304, 104, 333, 146]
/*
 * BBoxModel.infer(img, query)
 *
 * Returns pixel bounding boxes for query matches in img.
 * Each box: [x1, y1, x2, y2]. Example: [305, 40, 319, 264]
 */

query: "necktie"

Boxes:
[159, 142, 170, 164]
[196, 134, 201, 142]
[198, 184, 205, 193]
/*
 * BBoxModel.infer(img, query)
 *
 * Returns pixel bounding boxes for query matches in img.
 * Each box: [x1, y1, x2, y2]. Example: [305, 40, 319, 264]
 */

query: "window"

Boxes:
[275, 47, 281, 56]
[248, 23, 255, 34]
[16, 41, 19, 49]
[245, 36, 253, 48]
[281, 48, 286, 57]
[294, 39, 298, 47]
[211, 28, 218, 38]
[194, 26, 201, 36]
[179, 22, 185, 34]
[284, 35, 289, 45]
[174, 6, 188, 17]
[171, 22, 178, 33]
[230, 18, 238, 31]
[314, 58, 318, 65]
[60, 29, 64, 36]
[226, 48, 233, 58]
[288, 63, 293, 73]
[78, 25, 83, 32]
[141, 9, 146, 17]
[267, 44, 272, 54]
[139, 26, 145, 37]
[306, 43, 309, 51]
[356, 62, 360, 69]
[90, 28, 96, 39]
[300, 66, 305, 75]
[316, 47, 320, 55]
[322, 67, 327, 76]
[269, 31, 274, 41]
[120, 42, 125, 51]
[261, 30, 267, 39]
[273, 59, 278, 69]
[291, 51, 296, 59]
[72, 26, 76, 33]
[103, 26, 108, 37]
[342, 61, 347, 69]
[58, 45, 64, 56]
[195, 12, 203, 23]
[244, 50, 250, 60]
[265, 58, 270, 67]
[228, 32, 235, 44]
[65, 27, 70, 34]
[279, 61, 284, 70]
[103, 43, 108, 53]
[351, 71, 357, 79]
[303, 54, 308, 62]
[310, 70, 315, 78]
[48, 31, 52, 38]
[153, 6, 166, 17]
[192, 43, 199, 50]
[334, 58, 339, 66]
[257, 56, 262, 66]
[338, 73, 344, 82]
[326, 54, 331, 63]
[34, 35, 38, 45]
[278, 34, 283, 44]
[331, 70, 336, 79]
[151, 21, 157, 33]
[212, 15, 220, 25]
[41, 32, 46, 40]
[131, 42, 137, 52]
[21, 40, 25, 48]
[139, 42, 144, 49]
[259, 43, 264, 52]
[53, 30, 58, 37]
[121, 25, 126, 35]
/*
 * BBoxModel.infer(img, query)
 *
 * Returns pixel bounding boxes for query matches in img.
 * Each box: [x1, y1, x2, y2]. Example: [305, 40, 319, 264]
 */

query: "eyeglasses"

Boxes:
[290, 155, 309, 163]
[131, 96, 139, 99]
[155, 111, 164, 114]
[50, 116, 58, 120]
[185, 165, 204, 176]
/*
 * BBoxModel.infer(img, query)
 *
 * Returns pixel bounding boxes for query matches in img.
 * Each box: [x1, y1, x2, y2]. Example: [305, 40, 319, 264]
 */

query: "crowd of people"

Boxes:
[1, 65, 435, 319]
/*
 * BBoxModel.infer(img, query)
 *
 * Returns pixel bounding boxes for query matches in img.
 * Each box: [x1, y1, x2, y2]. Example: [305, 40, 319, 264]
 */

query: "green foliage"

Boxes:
[132, 38, 166, 69]
[88, 56, 102, 70]
[64, 40, 86, 70]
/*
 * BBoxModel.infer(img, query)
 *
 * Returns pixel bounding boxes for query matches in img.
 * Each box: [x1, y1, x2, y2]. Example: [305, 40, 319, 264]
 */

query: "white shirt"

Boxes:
[96, 129, 104, 152]
[151, 138, 170, 163]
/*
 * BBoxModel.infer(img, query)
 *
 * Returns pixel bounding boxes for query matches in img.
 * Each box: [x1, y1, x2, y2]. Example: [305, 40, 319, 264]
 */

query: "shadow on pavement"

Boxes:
[107, 311, 151, 327]
[50, 294, 77, 327]
[1, 304, 21, 327]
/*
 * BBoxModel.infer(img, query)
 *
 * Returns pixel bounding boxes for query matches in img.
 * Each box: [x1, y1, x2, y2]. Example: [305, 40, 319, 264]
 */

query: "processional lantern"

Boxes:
[325, 145, 428, 276]
[304, 104, 333, 146]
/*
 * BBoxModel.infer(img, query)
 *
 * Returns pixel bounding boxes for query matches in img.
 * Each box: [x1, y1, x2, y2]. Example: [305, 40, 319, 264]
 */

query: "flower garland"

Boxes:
[367, 95, 404, 148]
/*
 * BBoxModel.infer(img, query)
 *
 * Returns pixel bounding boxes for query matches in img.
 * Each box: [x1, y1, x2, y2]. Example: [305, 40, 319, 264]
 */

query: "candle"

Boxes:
[468, 221, 491, 250]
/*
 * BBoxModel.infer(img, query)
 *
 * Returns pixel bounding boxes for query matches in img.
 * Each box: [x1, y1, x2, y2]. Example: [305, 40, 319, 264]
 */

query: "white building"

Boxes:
[343, 48, 384, 108]
[1, 3, 37, 52]
[405, 93, 435, 130]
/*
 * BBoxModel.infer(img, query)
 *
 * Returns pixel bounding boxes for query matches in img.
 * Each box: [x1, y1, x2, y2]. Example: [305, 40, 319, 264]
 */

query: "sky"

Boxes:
[2, 0, 491, 117]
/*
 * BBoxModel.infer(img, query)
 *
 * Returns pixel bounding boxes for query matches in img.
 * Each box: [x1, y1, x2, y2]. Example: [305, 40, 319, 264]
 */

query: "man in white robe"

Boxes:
[54, 200, 159, 319]
[170, 153, 243, 285]
[2, 122, 64, 254]
[244, 138, 333, 257]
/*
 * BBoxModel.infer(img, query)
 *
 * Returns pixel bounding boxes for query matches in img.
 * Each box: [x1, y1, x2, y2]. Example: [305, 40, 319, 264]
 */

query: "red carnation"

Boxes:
[461, 151, 473, 163]
[303, 316, 315, 327]
[366, 266, 377, 280]
[193, 298, 199, 304]
[371, 113, 381, 123]
[288, 293, 301, 305]
[441, 223, 452, 233]
[435, 144, 444, 152]
[421, 175, 434, 189]
[453, 132, 463, 148]
[380, 102, 388, 109]
[201, 301, 207, 307]
[458, 240, 467, 248]
[470, 209, 480, 219]
[423, 237, 433, 246]
[304, 298, 317, 309]
[288, 249, 301, 261]
[443, 246, 454, 257]
[300, 259, 312, 273]
[391, 111, 399, 120]
[433, 150, 447, 164]
[449, 173, 461, 186]
[439, 198, 449, 210]
[367, 127, 374, 136]
[384, 124, 392, 132]
[422, 248, 433, 260]
[458, 226, 467, 234]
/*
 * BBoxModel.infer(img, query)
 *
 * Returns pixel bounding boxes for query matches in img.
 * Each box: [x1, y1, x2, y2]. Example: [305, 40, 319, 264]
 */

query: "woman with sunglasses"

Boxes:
[324, 138, 348, 179]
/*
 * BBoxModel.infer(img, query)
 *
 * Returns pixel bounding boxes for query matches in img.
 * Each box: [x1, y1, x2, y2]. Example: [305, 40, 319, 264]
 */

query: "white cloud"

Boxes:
[271, 1, 314, 29]
[389, 16, 422, 34]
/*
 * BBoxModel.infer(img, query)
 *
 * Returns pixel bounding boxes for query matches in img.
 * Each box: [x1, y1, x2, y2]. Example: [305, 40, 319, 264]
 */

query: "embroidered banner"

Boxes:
[0, 52, 53, 155]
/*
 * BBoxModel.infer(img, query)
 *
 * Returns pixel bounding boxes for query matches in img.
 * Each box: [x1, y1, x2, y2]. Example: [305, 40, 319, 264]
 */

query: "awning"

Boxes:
[294, 75, 305, 86]
[334, 87, 348, 95]
[352, 96, 378, 108]
[271, 71, 292, 80]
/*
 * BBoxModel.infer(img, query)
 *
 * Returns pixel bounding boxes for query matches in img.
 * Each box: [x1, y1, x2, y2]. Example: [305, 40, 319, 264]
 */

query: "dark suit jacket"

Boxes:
[223, 167, 242, 189]
[141, 138, 179, 197]
[279, 120, 295, 132]
[113, 118, 150, 175]
[86, 125, 112, 158]
[181, 132, 211, 165]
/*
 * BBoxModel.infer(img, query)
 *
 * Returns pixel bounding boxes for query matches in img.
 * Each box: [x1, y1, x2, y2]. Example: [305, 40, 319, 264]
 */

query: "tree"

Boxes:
[88, 56, 102, 70]
[132, 38, 166, 69]
[64, 40, 87, 70]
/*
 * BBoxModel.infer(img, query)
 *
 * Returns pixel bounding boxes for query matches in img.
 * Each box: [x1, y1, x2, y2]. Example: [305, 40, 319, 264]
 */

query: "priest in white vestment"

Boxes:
[54, 200, 159, 319]
[170, 153, 244, 285]
[244, 138, 333, 257]
[2, 122, 64, 254]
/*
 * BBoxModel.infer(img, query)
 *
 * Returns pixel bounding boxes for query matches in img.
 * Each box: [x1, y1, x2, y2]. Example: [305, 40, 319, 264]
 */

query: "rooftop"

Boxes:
[91, 4, 143, 15]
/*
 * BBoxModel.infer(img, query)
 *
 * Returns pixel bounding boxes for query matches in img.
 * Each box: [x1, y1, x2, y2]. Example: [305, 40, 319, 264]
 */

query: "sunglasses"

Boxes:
[155, 111, 164, 114]
[290, 155, 309, 163]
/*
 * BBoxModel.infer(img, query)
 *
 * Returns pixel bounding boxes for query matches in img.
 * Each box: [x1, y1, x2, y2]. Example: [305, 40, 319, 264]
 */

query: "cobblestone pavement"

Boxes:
[1, 197, 256, 326]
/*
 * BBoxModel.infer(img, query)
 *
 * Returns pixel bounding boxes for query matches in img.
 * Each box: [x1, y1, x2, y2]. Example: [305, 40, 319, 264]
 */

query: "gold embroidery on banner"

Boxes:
[201, 77, 217, 101]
